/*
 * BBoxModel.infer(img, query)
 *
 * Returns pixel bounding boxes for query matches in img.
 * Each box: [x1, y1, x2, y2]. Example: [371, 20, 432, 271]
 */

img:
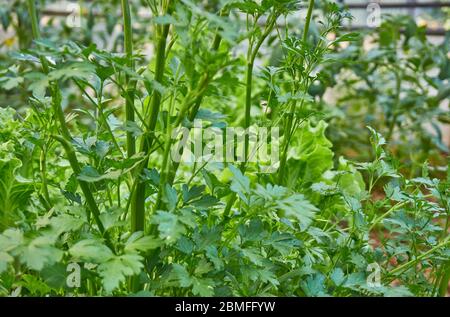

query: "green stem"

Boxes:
[75, 80, 123, 157]
[26, 0, 49, 74]
[151, 129, 173, 221]
[27, 0, 113, 250]
[128, 14, 172, 290]
[151, 69, 209, 213]
[277, 100, 296, 184]
[368, 201, 408, 232]
[52, 136, 114, 250]
[243, 15, 276, 168]
[27, 0, 71, 140]
[223, 14, 276, 218]
[277, 0, 315, 185]
[438, 263, 450, 296]
[165, 15, 227, 186]
[144, 24, 171, 144]
[242, 61, 254, 169]
[121, 0, 136, 157]
[130, 6, 171, 233]
[39, 146, 51, 209]
[386, 70, 401, 142]
[302, 0, 315, 44]
[152, 67, 181, 216]
[50, 86, 71, 140]
[389, 235, 450, 277]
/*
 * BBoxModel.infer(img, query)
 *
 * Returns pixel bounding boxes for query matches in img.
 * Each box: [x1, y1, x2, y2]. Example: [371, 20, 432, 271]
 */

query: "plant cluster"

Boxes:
[0, 0, 448, 296]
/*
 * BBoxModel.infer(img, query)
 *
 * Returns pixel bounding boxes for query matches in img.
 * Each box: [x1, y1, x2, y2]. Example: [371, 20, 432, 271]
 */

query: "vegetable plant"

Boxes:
[0, 0, 448, 297]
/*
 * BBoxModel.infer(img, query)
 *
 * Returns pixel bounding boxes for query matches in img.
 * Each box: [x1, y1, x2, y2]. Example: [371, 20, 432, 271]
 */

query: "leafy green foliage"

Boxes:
[0, 0, 448, 298]
[0, 155, 33, 230]
[322, 15, 450, 172]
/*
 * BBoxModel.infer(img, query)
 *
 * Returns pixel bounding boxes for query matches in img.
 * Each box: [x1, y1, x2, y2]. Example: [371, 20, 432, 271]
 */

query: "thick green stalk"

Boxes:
[128, 4, 172, 291]
[165, 23, 226, 187]
[39, 147, 51, 208]
[28, 1, 71, 140]
[153, 79, 209, 211]
[368, 201, 408, 232]
[221, 68, 255, 218]
[277, 102, 296, 184]
[302, 0, 315, 43]
[277, 0, 315, 184]
[151, 109, 176, 218]
[144, 25, 171, 142]
[52, 138, 102, 232]
[130, 16, 171, 233]
[27, 0, 68, 204]
[438, 263, 450, 296]
[223, 15, 276, 218]
[121, 0, 136, 157]
[242, 15, 276, 169]
[50, 85, 72, 140]
[27, 0, 112, 250]
[151, 61, 182, 215]
[53, 136, 114, 250]
[26, 0, 48, 74]
[242, 61, 254, 169]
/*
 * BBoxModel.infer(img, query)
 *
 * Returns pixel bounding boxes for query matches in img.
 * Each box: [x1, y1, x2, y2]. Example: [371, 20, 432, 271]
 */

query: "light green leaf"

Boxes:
[20, 235, 63, 271]
[277, 194, 317, 231]
[25, 72, 49, 98]
[0, 251, 13, 273]
[330, 268, 345, 286]
[241, 248, 265, 266]
[49, 62, 96, 82]
[50, 213, 85, 235]
[258, 268, 279, 286]
[382, 285, 413, 297]
[77, 159, 144, 183]
[0, 157, 34, 230]
[168, 263, 192, 288]
[0, 76, 23, 90]
[125, 232, 162, 253]
[151, 211, 185, 243]
[194, 258, 213, 276]
[69, 239, 114, 263]
[191, 277, 215, 296]
[229, 164, 250, 202]
[40, 263, 69, 289]
[98, 253, 143, 293]
[164, 185, 178, 211]
[290, 120, 334, 184]
[0, 228, 24, 251]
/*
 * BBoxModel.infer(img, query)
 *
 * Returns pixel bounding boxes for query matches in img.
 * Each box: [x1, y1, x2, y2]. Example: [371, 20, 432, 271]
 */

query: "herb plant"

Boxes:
[0, 0, 448, 297]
